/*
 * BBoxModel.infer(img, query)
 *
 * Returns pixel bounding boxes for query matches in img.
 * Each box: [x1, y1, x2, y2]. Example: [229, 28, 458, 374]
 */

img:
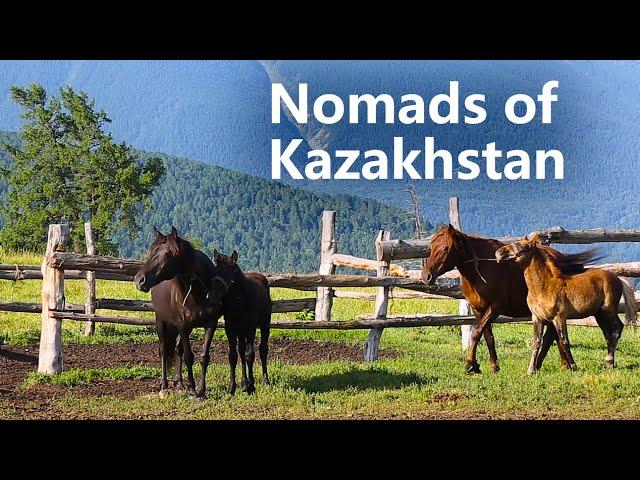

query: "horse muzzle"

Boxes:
[134, 272, 151, 292]
[422, 270, 437, 285]
[494, 250, 512, 263]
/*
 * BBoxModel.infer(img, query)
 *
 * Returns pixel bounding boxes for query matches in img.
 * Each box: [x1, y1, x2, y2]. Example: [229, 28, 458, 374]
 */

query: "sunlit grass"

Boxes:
[4, 249, 640, 419]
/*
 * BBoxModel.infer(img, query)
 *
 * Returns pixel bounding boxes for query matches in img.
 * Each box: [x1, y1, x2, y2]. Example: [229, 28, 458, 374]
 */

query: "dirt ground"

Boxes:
[0, 339, 398, 419]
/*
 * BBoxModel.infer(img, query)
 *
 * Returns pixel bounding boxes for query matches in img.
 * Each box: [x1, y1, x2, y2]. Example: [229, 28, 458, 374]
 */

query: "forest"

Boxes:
[0, 131, 422, 273]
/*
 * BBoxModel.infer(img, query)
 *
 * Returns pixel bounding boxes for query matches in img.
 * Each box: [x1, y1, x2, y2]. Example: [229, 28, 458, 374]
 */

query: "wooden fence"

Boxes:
[3, 198, 640, 374]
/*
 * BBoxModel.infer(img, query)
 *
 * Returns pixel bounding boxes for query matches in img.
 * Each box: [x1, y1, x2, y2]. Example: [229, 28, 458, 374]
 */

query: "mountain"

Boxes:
[1, 60, 639, 262]
[0, 131, 421, 273]
[262, 60, 640, 262]
[0, 60, 310, 177]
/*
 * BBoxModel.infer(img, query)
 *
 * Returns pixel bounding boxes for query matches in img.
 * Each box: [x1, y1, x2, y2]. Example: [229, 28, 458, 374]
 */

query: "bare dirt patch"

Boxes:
[0, 339, 398, 418]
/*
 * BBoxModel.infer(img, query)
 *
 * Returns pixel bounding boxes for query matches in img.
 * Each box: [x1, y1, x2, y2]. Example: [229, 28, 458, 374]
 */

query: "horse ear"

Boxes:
[530, 233, 541, 244]
[170, 226, 178, 239]
[231, 250, 238, 264]
[153, 226, 164, 240]
[447, 224, 457, 234]
[213, 249, 221, 263]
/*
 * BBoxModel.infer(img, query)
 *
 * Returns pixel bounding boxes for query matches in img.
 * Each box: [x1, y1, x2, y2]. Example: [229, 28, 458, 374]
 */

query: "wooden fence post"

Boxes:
[364, 229, 391, 362]
[38, 224, 70, 374]
[449, 197, 473, 351]
[315, 211, 337, 322]
[83, 222, 96, 336]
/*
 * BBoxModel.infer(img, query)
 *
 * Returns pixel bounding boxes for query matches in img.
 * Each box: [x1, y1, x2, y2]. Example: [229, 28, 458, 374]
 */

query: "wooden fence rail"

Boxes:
[0, 265, 130, 281]
[0, 298, 316, 315]
[376, 227, 640, 261]
[48, 311, 637, 329]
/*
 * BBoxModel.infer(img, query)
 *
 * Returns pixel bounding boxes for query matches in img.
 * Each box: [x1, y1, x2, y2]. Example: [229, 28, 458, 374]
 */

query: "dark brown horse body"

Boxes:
[134, 227, 221, 397]
[422, 225, 603, 373]
[212, 250, 272, 395]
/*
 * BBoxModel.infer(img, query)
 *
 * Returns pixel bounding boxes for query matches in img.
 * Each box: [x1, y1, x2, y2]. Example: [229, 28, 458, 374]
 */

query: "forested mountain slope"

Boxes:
[1, 60, 639, 261]
[0, 132, 420, 273]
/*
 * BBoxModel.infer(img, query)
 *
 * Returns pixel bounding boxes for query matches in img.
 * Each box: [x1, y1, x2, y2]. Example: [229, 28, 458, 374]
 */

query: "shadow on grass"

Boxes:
[289, 366, 437, 393]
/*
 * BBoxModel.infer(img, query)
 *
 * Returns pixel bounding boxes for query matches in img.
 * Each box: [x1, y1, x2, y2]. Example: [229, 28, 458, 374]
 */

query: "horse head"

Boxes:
[208, 249, 240, 304]
[134, 226, 195, 292]
[494, 234, 541, 265]
[422, 224, 465, 285]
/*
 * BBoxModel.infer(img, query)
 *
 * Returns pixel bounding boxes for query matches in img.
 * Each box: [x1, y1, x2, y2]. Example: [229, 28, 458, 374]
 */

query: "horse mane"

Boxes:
[539, 245, 603, 274]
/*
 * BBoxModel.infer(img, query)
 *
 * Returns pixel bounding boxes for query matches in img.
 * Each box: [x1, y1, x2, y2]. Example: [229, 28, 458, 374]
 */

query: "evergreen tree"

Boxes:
[0, 84, 165, 254]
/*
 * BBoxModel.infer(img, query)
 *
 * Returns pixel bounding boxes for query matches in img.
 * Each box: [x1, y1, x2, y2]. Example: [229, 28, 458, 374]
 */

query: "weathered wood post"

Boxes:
[83, 222, 96, 336]
[38, 224, 70, 374]
[449, 197, 473, 351]
[315, 210, 337, 322]
[364, 229, 390, 361]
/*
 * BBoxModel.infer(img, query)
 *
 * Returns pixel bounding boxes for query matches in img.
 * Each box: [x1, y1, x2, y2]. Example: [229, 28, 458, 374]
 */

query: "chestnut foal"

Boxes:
[496, 234, 637, 374]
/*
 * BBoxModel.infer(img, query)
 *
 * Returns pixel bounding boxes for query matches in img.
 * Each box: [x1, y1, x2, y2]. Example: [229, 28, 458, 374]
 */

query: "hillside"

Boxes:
[262, 60, 640, 262]
[1, 60, 639, 261]
[0, 131, 421, 273]
[0, 60, 310, 177]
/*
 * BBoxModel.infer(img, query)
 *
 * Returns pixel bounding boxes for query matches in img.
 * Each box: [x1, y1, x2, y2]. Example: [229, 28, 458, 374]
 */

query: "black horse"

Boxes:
[134, 226, 221, 398]
[212, 249, 272, 395]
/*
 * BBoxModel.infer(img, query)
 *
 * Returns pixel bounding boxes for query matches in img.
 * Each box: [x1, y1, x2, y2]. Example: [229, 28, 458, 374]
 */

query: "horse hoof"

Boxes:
[196, 389, 207, 399]
[159, 389, 169, 399]
[243, 384, 256, 395]
[228, 386, 236, 396]
[561, 363, 578, 372]
[465, 363, 481, 374]
[490, 364, 500, 373]
[526, 369, 537, 376]
[262, 378, 270, 387]
[605, 361, 615, 369]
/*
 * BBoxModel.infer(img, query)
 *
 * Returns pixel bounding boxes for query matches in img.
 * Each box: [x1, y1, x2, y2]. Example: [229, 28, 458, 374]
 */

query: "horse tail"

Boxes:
[620, 277, 638, 329]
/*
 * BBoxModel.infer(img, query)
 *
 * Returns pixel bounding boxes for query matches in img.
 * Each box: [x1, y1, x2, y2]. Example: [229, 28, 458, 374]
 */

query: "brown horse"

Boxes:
[496, 234, 638, 374]
[422, 225, 598, 374]
[134, 227, 222, 398]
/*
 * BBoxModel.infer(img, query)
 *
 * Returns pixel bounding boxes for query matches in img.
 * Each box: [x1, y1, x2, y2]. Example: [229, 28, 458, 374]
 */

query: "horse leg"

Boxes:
[527, 316, 545, 376]
[181, 328, 197, 396]
[534, 323, 558, 370]
[465, 306, 497, 374]
[226, 330, 238, 395]
[173, 333, 184, 390]
[238, 335, 249, 392]
[243, 331, 256, 394]
[482, 324, 500, 373]
[259, 322, 271, 386]
[156, 321, 170, 396]
[197, 325, 216, 398]
[552, 317, 577, 371]
[596, 309, 623, 369]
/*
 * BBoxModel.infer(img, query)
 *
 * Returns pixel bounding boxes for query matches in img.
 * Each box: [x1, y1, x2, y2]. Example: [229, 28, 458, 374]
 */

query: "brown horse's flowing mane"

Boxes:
[435, 224, 604, 275]
[538, 245, 603, 275]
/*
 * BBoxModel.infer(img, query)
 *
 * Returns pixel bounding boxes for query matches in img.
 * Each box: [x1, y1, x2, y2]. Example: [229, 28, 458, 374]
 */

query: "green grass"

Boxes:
[3, 249, 640, 419]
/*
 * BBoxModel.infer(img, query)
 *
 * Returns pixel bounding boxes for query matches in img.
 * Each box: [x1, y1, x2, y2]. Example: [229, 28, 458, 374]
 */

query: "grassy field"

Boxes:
[3, 248, 640, 419]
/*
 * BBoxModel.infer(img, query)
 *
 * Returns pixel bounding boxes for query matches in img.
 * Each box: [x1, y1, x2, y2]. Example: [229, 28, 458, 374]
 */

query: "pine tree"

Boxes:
[0, 84, 165, 254]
